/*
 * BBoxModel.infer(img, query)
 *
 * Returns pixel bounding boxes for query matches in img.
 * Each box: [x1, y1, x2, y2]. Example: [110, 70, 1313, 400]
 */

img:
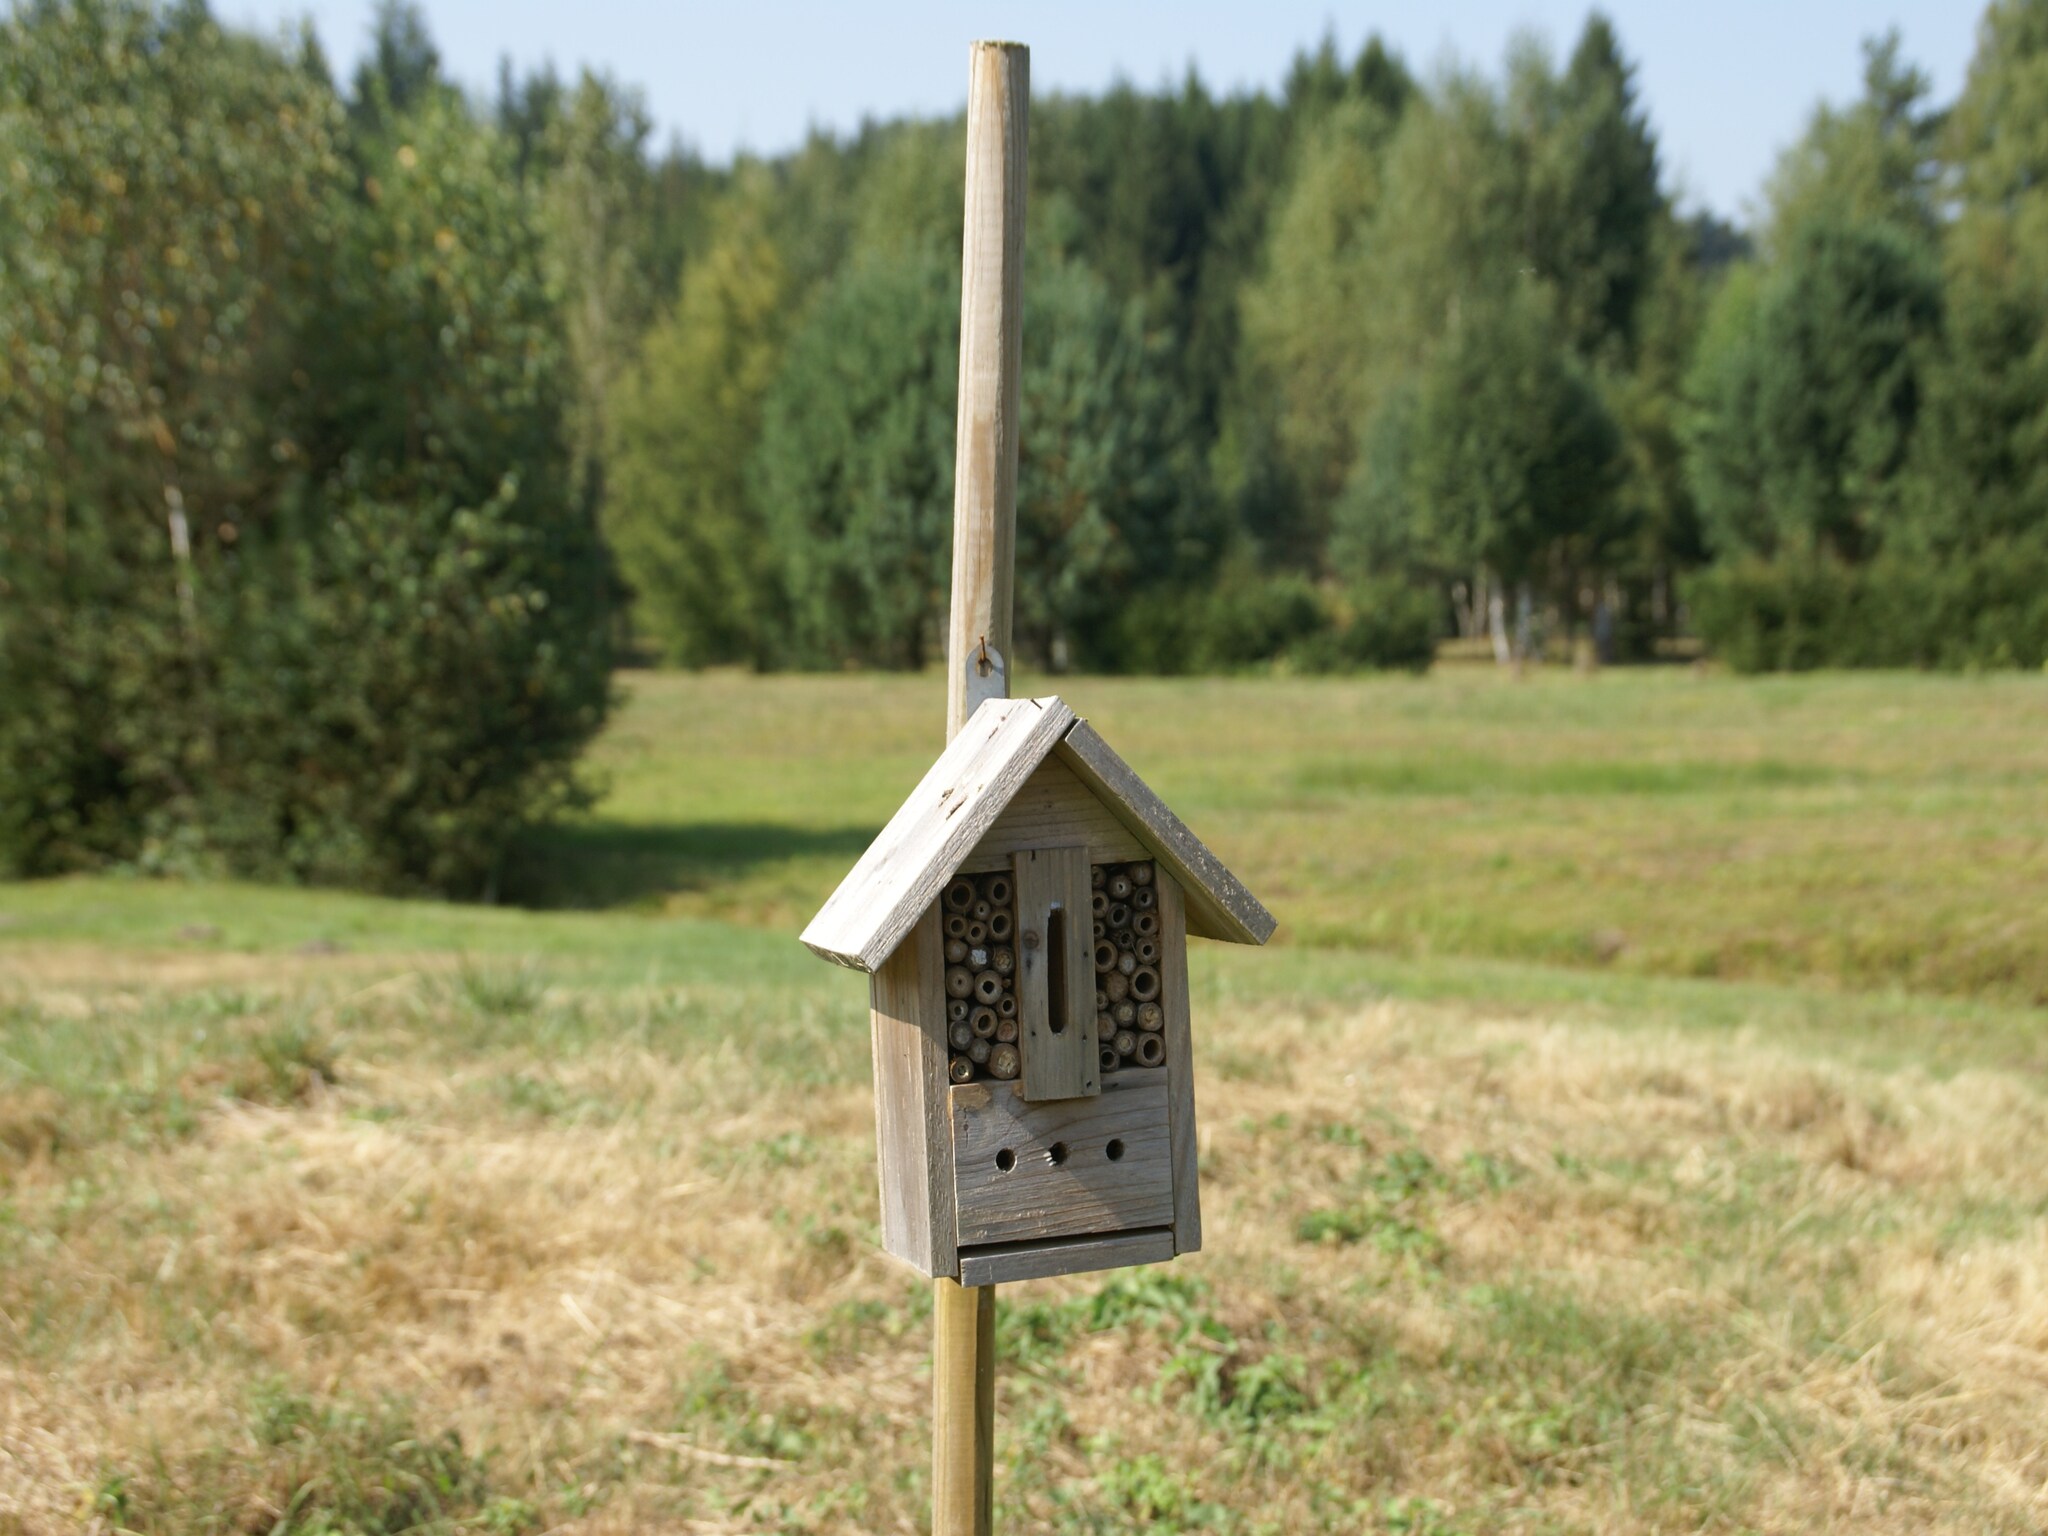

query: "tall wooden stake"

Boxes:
[945, 40, 1028, 745]
[936, 37, 1027, 1536]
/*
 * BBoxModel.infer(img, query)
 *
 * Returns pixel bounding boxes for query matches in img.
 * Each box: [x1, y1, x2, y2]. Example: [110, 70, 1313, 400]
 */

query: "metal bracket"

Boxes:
[961, 636, 1008, 723]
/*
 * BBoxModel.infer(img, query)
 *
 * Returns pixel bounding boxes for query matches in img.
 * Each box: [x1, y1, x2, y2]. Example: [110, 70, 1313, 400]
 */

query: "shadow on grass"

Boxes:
[501, 819, 876, 910]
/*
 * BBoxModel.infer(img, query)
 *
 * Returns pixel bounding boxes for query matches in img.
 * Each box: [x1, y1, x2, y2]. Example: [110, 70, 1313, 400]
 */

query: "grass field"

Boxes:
[3, 670, 2046, 1534]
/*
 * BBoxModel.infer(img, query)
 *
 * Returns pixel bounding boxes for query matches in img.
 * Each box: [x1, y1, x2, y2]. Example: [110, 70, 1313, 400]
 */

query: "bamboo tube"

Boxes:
[1103, 971, 1129, 1003]
[1096, 1010, 1114, 1038]
[968, 1038, 992, 1065]
[966, 945, 990, 972]
[1107, 901, 1129, 929]
[1094, 987, 1108, 1013]
[987, 911, 1012, 941]
[995, 1016, 1018, 1043]
[945, 914, 970, 940]
[1135, 1033, 1164, 1067]
[1112, 1029, 1137, 1058]
[1093, 940, 1116, 973]
[1129, 966, 1160, 1002]
[950, 1056, 975, 1084]
[987, 1043, 1020, 1080]
[985, 874, 1011, 906]
[1113, 930, 1135, 954]
[1111, 998, 1135, 1027]
[945, 879, 976, 913]
[1129, 861, 1153, 887]
[1091, 864, 1106, 889]
[948, 998, 971, 1025]
[1107, 872, 1133, 901]
[946, 937, 970, 965]
[971, 899, 992, 924]
[1133, 886, 1156, 912]
[1091, 890, 1108, 919]
[970, 1006, 998, 1039]
[973, 971, 1002, 1004]
[950, 1020, 973, 1051]
[1136, 937, 1159, 965]
[1092, 919, 1106, 942]
[992, 946, 1015, 976]
[1116, 948, 1137, 977]
[996, 992, 1017, 1019]
[1136, 1001, 1163, 1032]
[1099, 1046, 1119, 1073]
[965, 921, 987, 945]
[1134, 910, 1159, 937]
[946, 966, 974, 999]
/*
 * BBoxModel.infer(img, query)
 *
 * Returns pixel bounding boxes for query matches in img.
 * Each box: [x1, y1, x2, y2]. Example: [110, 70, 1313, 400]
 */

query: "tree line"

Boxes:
[594, 2, 2048, 675]
[5, 0, 2046, 892]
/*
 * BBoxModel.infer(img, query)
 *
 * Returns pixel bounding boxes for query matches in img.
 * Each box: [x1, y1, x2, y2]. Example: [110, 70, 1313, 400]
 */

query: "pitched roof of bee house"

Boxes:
[800, 695, 1277, 972]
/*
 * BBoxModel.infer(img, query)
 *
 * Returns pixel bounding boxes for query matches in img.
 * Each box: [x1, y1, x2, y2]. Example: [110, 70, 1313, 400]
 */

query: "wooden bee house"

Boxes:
[801, 695, 1275, 1285]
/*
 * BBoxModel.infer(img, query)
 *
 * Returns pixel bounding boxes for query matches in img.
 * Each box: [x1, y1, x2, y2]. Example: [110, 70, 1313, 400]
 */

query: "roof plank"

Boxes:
[1053, 721, 1277, 947]
[800, 696, 1076, 971]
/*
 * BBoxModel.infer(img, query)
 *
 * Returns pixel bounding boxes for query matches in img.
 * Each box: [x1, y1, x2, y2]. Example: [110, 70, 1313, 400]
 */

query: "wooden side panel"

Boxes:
[958, 1227, 1176, 1287]
[869, 906, 956, 1277]
[958, 758, 1146, 872]
[1053, 721, 1277, 949]
[1012, 845, 1098, 1102]
[1156, 874, 1202, 1255]
[802, 696, 1076, 972]
[951, 1073, 1173, 1245]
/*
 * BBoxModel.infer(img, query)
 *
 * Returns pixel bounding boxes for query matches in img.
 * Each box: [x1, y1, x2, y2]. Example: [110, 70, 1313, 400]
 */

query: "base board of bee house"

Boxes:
[956, 1226, 1178, 1287]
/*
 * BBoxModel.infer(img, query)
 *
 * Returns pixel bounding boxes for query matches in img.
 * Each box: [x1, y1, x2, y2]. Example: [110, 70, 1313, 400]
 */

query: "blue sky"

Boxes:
[219, 0, 1981, 223]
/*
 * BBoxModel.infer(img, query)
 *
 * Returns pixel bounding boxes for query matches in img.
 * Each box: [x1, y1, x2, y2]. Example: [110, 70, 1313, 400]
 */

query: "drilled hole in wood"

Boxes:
[1047, 908, 1069, 1035]
[1105, 1138, 1125, 1162]
[1048, 1141, 1069, 1167]
[995, 1147, 1016, 1172]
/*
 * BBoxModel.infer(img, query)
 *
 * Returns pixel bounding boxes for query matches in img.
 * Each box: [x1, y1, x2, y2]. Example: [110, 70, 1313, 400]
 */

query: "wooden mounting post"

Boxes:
[936, 37, 1027, 1536]
[945, 40, 1028, 745]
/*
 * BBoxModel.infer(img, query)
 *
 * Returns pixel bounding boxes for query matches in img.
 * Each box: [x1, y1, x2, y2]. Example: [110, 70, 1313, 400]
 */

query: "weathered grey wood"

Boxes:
[1012, 844, 1098, 1102]
[944, 41, 1028, 747]
[957, 1227, 1176, 1287]
[870, 905, 957, 1277]
[957, 757, 1146, 873]
[935, 44, 1026, 1536]
[951, 1073, 1172, 1244]
[1156, 875, 1202, 1255]
[802, 696, 1076, 972]
[1054, 720, 1277, 949]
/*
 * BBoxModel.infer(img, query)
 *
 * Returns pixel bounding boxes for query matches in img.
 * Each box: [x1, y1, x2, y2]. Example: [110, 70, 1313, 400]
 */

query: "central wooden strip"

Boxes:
[1012, 844, 1097, 1101]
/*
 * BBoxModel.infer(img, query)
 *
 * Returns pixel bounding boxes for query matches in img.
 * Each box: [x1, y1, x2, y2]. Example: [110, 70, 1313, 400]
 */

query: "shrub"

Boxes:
[1687, 544, 2048, 672]
[1292, 579, 1440, 672]
[1115, 566, 1330, 674]
[0, 4, 610, 895]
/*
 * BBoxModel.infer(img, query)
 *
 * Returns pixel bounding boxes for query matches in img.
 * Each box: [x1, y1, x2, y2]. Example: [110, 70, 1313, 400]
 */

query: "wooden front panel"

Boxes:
[1012, 844, 1099, 1101]
[950, 1072, 1174, 1245]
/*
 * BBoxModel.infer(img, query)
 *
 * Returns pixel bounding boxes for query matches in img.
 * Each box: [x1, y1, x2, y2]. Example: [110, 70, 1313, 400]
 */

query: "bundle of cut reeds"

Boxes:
[1093, 860, 1165, 1074]
[942, 870, 1019, 1083]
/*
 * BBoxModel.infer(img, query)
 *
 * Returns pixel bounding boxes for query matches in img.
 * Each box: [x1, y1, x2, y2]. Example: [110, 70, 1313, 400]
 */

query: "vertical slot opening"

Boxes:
[1047, 907, 1069, 1036]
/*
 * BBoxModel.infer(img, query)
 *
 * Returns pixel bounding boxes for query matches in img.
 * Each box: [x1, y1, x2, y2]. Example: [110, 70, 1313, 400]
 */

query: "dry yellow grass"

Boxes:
[3, 939, 2044, 1534]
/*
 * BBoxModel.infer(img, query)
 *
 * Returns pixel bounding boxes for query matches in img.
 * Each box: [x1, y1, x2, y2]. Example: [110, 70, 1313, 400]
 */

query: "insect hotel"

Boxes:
[801, 695, 1275, 1287]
